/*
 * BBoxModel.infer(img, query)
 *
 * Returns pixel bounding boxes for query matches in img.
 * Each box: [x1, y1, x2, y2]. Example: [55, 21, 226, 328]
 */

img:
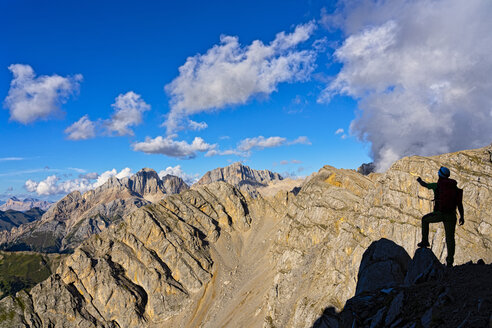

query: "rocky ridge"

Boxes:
[0, 144, 490, 327]
[0, 169, 188, 253]
[0, 198, 52, 212]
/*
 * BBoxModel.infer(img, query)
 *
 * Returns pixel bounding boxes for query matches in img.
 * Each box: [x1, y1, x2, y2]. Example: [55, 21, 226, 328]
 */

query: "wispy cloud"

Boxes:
[164, 22, 317, 133]
[212, 135, 311, 157]
[0, 157, 25, 162]
[0, 167, 57, 177]
[4, 64, 82, 124]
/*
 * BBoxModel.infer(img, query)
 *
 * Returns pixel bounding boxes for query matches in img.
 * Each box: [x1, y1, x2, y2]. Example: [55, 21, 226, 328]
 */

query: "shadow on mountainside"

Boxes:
[312, 238, 492, 328]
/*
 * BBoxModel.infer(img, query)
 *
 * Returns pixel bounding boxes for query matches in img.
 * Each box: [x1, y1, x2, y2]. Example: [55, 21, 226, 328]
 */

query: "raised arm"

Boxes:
[416, 177, 430, 188]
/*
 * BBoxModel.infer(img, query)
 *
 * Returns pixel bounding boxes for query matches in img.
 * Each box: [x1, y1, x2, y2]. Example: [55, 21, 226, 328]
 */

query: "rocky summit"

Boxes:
[195, 162, 284, 196]
[0, 144, 491, 327]
[0, 169, 188, 253]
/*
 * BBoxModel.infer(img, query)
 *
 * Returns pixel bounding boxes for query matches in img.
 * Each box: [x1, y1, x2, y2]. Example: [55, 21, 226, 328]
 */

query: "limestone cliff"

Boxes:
[0, 169, 188, 253]
[0, 144, 491, 327]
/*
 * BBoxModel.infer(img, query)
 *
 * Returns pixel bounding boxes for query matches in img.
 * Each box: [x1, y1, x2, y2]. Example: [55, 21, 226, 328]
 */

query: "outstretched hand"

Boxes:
[459, 217, 465, 226]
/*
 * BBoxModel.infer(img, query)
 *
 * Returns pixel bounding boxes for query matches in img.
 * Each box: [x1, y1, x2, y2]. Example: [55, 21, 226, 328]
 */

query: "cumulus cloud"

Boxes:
[65, 91, 149, 140]
[132, 136, 217, 159]
[158, 165, 199, 185]
[25, 168, 132, 196]
[164, 22, 317, 133]
[105, 91, 150, 136]
[320, 0, 492, 171]
[65, 115, 96, 140]
[4, 64, 82, 124]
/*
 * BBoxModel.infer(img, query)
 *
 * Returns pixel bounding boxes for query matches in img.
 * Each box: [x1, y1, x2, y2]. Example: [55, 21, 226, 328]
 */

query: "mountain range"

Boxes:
[0, 169, 188, 253]
[0, 145, 490, 327]
[0, 198, 53, 212]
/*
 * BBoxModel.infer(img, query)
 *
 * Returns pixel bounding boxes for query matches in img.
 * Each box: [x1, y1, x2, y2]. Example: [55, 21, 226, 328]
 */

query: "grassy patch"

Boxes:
[0, 251, 65, 299]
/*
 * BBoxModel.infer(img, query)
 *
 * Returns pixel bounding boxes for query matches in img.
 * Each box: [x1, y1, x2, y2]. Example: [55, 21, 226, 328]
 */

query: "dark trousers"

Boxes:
[421, 211, 457, 265]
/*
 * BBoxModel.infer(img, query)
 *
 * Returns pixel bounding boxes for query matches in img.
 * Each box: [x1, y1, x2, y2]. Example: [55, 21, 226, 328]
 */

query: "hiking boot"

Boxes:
[417, 241, 430, 248]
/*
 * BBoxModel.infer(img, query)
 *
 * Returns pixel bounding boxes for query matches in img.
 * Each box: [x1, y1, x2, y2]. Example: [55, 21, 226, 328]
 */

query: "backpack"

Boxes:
[436, 178, 462, 214]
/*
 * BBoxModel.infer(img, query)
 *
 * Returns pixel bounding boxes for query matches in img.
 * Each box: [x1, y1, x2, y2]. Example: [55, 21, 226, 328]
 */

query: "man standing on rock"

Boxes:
[416, 166, 464, 266]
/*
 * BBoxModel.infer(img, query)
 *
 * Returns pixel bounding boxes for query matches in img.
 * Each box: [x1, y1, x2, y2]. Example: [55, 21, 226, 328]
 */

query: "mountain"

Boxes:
[0, 208, 45, 231]
[0, 144, 490, 327]
[0, 197, 53, 212]
[195, 161, 284, 190]
[0, 169, 188, 253]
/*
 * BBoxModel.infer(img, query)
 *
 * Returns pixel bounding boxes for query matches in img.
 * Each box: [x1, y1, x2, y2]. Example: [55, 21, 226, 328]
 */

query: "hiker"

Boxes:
[416, 166, 464, 266]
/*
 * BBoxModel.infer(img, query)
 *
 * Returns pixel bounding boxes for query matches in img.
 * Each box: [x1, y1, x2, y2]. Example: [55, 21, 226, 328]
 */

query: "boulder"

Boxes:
[356, 238, 411, 295]
[404, 247, 444, 285]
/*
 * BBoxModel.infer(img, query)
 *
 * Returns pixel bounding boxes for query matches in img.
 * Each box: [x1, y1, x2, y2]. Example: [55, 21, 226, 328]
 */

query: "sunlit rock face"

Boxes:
[0, 169, 188, 253]
[0, 144, 490, 327]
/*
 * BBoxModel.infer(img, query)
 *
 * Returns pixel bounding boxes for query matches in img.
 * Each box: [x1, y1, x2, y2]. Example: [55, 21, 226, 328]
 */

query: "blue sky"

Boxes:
[1, 0, 491, 201]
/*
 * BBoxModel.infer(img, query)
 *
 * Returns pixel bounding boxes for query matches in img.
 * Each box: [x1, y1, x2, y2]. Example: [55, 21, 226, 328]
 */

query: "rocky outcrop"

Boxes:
[0, 169, 189, 253]
[0, 144, 491, 327]
[0, 198, 52, 212]
[314, 239, 492, 328]
[355, 238, 410, 295]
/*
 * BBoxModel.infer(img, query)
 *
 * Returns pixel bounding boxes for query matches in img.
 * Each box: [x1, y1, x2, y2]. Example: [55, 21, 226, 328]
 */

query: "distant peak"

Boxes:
[138, 167, 158, 174]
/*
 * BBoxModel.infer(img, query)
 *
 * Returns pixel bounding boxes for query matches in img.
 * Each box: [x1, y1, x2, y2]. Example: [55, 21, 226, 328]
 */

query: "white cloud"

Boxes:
[164, 22, 317, 133]
[93, 168, 132, 188]
[132, 136, 217, 159]
[24, 168, 133, 196]
[335, 128, 344, 135]
[65, 91, 150, 140]
[105, 91, 150, 136]
[0, 157, 24, 162]
[289, 136, 311, 145]
[65, 115, 96, 140]
[4, 64, 82, 124]
[158, 165, 199, 185]
[188, 120, 208, 131]
[237, 136, 287, 152]
[320, 0, 492, 171]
